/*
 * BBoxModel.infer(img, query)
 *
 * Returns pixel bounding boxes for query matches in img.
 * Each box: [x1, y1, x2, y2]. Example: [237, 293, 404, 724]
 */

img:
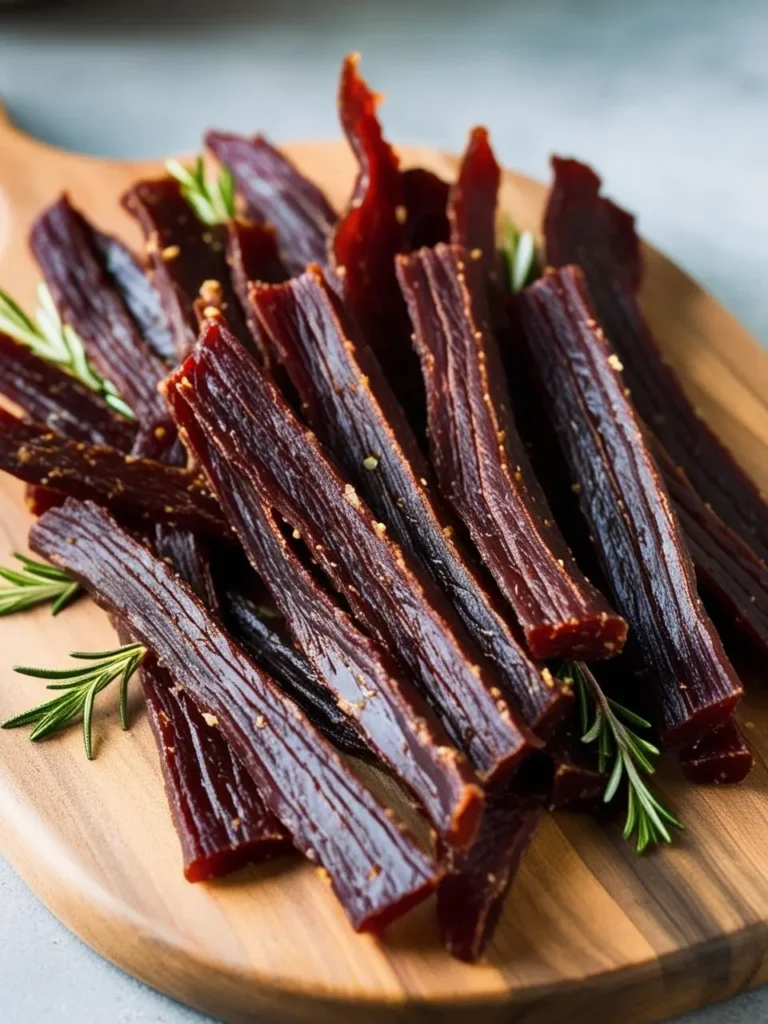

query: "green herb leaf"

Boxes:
[0, 554, 82, 618]
[499, 215, 539, 291]
[166, 157, 237, 225]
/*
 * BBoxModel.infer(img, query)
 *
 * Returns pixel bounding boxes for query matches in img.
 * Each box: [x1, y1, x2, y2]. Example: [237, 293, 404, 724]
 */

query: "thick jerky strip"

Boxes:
[206, 132, 337, 278]
[448, 127, 501, 285]
[679, 719, 754, 785]
[401, 168, 450, 250]
[166, 378, 484, 849]
[518, 267, 743, 748]
[437, 785, 541, 962]
[544, 157, 768, 566]
[252, 268, 570, 737]
[225, 591, 373, 762]
[122, 178, 248, 359]
[32, 500, 439, 932]
[0, 408, 225, 535]
[226, 220, 287, 365]
[398, 244, 626, 661]
[168, 319, 536, 782]
[30, 196, 170, 427]
[0, 332, 135, 449]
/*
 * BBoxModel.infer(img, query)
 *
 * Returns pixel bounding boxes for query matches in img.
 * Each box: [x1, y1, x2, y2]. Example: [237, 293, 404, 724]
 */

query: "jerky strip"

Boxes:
[30, 196, 170, 426]
[448, 127, 501, 285]
[168, 318, 537, 781]
[401, 167, 450, 250]
[206, 132, 337, 278]
[679, 719, 754, 785]
[0, 331, 135, 449]
[544, 157, 768, 566]
[0, 408, 225, 535]
[32, 500, 440, 932]
[397, 244, 626, 661]
[167, 374, 485, 848]
[226, 220, 287, 366]
[252, 267, 570, 737]
[518, 267, 743, 748]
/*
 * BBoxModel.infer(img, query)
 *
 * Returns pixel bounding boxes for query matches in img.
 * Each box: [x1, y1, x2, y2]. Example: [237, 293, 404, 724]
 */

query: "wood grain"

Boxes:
[0, 107, 767, 1024]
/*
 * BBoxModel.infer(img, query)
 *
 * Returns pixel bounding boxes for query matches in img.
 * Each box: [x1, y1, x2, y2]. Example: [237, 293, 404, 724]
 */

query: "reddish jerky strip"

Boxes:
[398, 244, 626, 662]
[0, 332, 135, 449]
[32, 500, 439, 932]
[437, 785, 541, 962]
[122, 178, 248, 359]
[0, 408, 225, 535]
[25, 485, 64, 517]
[92, 230, 175, 364]
[544, 157, 768, 566]
[401, 168, 450, 250]
[448, 127, 501, 285]
[30, 196, 170, 427]
[168, 319, 536, 782]
[679, 719, 754, 785]
[226, 220, 287, 365]
[167, 376, 484, 849]
[518, 267, 743, 748]
[252, 268, 569, 737]
[225, 591, 374, 762]
[206, 132, 337, 278]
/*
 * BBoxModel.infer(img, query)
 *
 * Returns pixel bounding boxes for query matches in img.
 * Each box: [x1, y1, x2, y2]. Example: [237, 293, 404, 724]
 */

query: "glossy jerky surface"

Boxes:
[252, 268, 569, 738]
[679, 719, 754, 785]
[0, 331, 135, 449]
[401, 168, 450, 250]
[398, 244, 626, 662]
[31, 500, 440, 933]
[206, 132, 337, 278]
[167, 369, 485, 849]
[226, 220, 287, 365]
[168, 318, 536, 783]
[448, 127, 501, 284]
[544, 157, 768, 566]
[518, 267, 743, 748]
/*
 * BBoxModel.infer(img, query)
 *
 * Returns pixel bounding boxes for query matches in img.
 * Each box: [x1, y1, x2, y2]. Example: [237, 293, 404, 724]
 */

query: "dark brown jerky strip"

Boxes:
[32, 499, 440, 932]
[206, 132, 337, 278]
[546, 721, 607, 810]
[448, 127, 502, 286]
[518, 266, 743, 748]
[30, 196, 170, 427]
[437, 784, 541, 962]
[401, 168, 450, 250]
[252, 267, 570, 738]
[166, 373, 485, 849]
[121, 178, 248, 359]
[397, 244, 626, 662]
[92, 229, 175, 364]
[168, 318, 537, 782]
[544, 157, 768, 566]
[226, 220, 287, 365]
[679, 718, 754, 785]
[0, 408, 225, 535]
[25, 485, 64, 517]
[0, 331, 135, 449]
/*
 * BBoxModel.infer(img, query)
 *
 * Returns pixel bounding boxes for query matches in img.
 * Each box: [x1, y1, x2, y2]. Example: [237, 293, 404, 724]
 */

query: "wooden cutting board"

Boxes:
[0, 104, 767, 1024]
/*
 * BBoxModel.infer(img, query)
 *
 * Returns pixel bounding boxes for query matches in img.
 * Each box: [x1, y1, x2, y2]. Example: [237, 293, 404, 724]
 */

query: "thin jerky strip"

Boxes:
[252, 268, 570, 737]
[226, 220, 287, 365]
[401, 168, 450, 250]
[168, 319, 537, 781]
[544, 157, 768, 566]
[122, 178, 248, 359]
[518, 267, 743, 748]
[0, 408, 225, 535]
[32, 500, 439, 932]
[206, 132, 337, 278]
[166, 377, 484, 849]
[679, 719, 754, 785]
[30, 196, 170, 426]
[448, 127, 501, 285]
[0, 331, 135, 449]
[397, 244, 626, 661]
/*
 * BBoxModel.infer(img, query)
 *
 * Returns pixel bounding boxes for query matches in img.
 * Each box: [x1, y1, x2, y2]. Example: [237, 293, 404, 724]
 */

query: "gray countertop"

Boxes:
[0, 0, 766, 1020]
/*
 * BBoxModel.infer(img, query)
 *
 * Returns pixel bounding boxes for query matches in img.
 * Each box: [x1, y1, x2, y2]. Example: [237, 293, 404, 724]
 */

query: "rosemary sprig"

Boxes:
[3, 642, 147, 759]
[0, 283, 134, 420]
[499, 215, 539, 291]
[165, 156, 236, 225]
[0, 554, 81, 617]
[559, 662, 682, 852]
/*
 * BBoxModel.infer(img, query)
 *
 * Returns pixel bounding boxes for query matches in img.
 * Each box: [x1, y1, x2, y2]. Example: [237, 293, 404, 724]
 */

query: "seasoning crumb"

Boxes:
[470, 247, 483, 261]
[344, 484, 361, 508]
[231, 817, 242, 830]
[255, 715, 267, 729]
[362, 455, 379, 471]
[202, 712, 219, 727]
[395, 205, 407, 224]
[202, 305, 222, 319]
[607, 353, 624, 372]
[292, 529, 300, 540]
[571, 482, 581, 494]
[161, 244, 180, 262]
[199, 279, 223, 305]
[374, 521, 387, 536]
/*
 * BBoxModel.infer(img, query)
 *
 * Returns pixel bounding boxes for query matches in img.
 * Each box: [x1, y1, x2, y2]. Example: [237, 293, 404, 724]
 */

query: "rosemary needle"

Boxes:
[499, 215, 539, 291]
[165, 156, 236, 225]
[0, 554, 81, 617]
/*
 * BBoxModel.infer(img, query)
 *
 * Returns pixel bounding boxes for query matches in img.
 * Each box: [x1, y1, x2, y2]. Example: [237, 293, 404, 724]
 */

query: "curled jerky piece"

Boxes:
[167, 318, 537, 782]
[226, 220, 287, 365]
[31, 500, 439, 932]
[401, 168, 450, 250]
[544, 157, 768, 566]
[448, 126, 501, 284]
[518, 267, 743, 748]
[0, 408, 225, 535]
[207, 132, 337, 277]
[30, 196, 170, 427]
[167, 373, 485, 849]
[679, 719, 754, 785]
[0, 332, 135, 449]
[252, 267, 570, 737]
[398, 244, 626, 662]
